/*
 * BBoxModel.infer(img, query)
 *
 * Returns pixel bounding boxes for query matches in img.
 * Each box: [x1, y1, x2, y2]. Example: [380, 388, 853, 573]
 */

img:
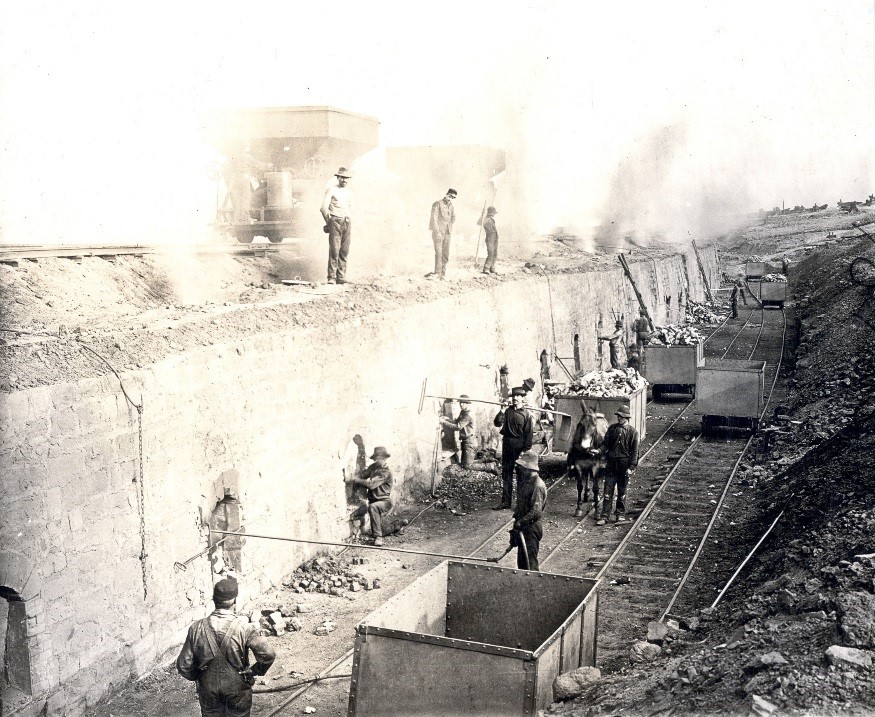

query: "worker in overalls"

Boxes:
[177, 578, 275, 717]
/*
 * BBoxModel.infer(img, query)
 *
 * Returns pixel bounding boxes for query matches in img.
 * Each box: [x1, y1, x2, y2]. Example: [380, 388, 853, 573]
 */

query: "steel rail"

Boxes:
[539, 312, 735, 565]
[263, 306, 741, 714]
[0, 243, 291, 262]
[661, 307, 787, 619]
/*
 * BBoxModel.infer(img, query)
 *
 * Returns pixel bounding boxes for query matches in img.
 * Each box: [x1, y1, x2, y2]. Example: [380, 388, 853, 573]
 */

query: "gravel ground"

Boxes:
[548, 231, 875, 716]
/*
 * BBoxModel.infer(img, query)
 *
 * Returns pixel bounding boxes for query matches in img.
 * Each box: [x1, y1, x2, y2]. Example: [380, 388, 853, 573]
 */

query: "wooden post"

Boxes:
[690, 240, 714, 302]
[617, 253, 655, 330]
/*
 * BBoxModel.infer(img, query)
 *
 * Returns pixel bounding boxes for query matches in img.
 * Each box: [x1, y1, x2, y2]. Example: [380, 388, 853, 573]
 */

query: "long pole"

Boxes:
[424, 393, 570, 418]
[690, 240, 714, 302]
[617, 253, 655, 330]
[473, 198, 487, 268]
[209, 529, 493, 562]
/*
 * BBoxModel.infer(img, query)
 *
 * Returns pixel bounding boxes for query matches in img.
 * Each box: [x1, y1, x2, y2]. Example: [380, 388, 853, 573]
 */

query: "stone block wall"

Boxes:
[0, 245, 719, 715]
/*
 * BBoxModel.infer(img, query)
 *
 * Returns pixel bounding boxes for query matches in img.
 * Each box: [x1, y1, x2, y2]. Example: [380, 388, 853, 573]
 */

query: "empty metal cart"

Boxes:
[696, 359, 765, 433]
[348, 561, 599, 717]
[645, 342, 704, 399]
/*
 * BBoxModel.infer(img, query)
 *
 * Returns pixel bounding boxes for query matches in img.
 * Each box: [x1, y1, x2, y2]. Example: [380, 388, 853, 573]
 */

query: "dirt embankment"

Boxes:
[552, 238, 875, 716]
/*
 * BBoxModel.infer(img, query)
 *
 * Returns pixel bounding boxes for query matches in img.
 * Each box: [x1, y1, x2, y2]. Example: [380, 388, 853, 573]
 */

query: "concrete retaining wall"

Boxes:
[0, 245, 718, 715]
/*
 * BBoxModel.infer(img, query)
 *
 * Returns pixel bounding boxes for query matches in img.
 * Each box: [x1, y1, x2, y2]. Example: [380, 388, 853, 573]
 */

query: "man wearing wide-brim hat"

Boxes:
[510, 451, 547, 570]
[350, 446, 394, 546]
[320, 166, 354, 285]
[597, 405, 639, 525]
[177, 577, 276, 716]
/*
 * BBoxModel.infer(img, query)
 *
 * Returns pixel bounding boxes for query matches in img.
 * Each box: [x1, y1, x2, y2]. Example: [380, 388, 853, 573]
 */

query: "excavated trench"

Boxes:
[0, 245, 718, 715]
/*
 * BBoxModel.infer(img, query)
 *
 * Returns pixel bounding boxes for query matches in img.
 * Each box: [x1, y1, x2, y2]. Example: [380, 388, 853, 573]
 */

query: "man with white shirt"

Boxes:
[427, 188, 457, 279]
[321, 167, 354, 284]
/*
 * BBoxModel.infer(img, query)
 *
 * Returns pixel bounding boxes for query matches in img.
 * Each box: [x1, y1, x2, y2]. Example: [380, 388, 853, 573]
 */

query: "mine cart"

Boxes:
[207, 106, 379, 243]
[752, 281, 787, 307]
[552, 386, 647, 452]
[348, 561, 599, 717]
[745, 261, 767, 279]
[696, 359, 765, 433]
[646, 342, 704, 399]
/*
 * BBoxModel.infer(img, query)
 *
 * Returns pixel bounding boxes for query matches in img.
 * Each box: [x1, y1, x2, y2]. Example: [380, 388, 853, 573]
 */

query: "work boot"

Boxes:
[595, 518, 606, 526]
[615, 514, 626, 523]
[492, 503, 511, 511]
[327, 277, 336, 284]
[373, 536, 384, 547]
[336, 277, 348, 284]
[574, 503, 584, 518]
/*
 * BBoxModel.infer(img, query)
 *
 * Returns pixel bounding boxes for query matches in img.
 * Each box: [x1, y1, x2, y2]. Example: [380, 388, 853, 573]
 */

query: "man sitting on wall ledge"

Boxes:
[177, 577, 276, 717]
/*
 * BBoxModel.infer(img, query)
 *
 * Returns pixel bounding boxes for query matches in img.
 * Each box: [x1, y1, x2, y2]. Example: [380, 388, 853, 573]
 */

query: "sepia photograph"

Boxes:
[1, 2, 874, 716]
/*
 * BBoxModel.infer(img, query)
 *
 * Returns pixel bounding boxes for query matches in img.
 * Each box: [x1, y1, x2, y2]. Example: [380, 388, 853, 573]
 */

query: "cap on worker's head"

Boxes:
[446, 188, 457, 198]
[370, 446, 390, 459]
[615, 406, 632, 419]
[615, 320, 623, 328]
[459, 394, 471, 405]
[213, 577, 238, 602]
[511, 387, 526, 397]
[515, 451, 540, 472]
[522, 378, 536, 392]
[486, 206, 497, 215]
[335, 167, 352, 178]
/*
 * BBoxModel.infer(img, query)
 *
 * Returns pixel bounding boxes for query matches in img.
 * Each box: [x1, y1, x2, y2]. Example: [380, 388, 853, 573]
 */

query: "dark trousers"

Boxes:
[328, 216, 352, 280]
[608, 343, 620, 369]
[601, 460, 630, 517]
[516, 522, 542, 571]
[731, 297, 738, 318]
[500, 442, 525, 506]
[197, 687, 252, 717]
[460, 439, 473, 468]
[432, 229, 451, 276]
[353, 498, 394, 537]
[484, 237, 498, 271]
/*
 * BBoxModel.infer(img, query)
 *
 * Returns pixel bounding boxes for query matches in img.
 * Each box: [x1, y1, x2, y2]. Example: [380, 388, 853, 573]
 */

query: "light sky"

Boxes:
[1, 1, 873, 244]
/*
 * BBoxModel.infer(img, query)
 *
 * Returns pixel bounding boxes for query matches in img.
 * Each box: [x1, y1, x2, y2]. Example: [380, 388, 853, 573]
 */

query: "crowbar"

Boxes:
[418, 378, 570, 418]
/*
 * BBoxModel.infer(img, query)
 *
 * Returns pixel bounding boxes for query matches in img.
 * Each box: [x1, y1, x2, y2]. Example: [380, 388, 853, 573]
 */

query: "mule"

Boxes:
[566, 405, 609, 518]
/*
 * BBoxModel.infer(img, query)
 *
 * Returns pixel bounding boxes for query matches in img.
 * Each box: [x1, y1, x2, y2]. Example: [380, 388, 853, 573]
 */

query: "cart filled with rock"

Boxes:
[752, 273, 787, 307]
[551, 368, 647, 451]
[645, 325, 705, 399]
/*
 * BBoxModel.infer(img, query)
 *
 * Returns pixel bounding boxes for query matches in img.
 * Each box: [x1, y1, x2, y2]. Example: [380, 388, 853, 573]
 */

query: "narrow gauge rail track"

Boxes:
[571, 306, 786, 669]
[264, 308, 779, 713]
[265, 312, 754, 717]
[0, 243, 296, 264]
